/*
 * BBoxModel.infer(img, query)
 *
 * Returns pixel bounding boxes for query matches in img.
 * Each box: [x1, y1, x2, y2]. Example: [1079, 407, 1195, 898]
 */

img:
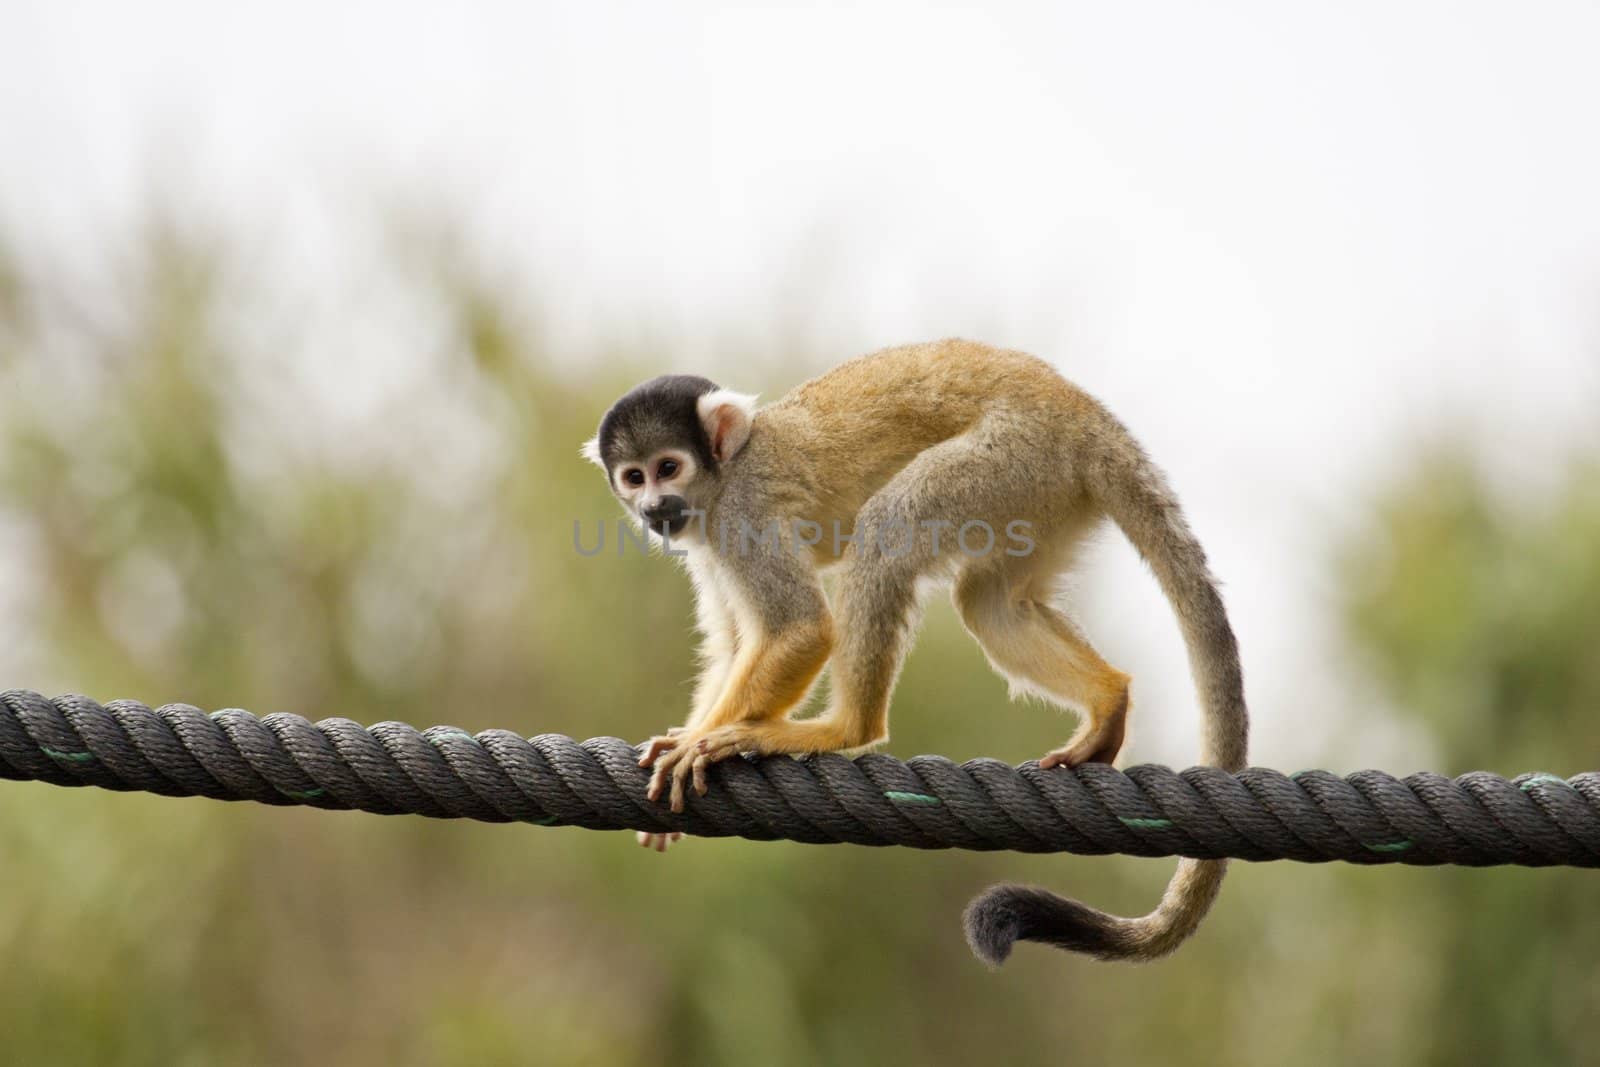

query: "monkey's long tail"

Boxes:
[963, 428, 1248, 964]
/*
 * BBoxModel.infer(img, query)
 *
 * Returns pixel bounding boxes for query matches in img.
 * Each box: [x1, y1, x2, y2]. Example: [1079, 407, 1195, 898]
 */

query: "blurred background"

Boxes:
[3, 1, 1598, 1063]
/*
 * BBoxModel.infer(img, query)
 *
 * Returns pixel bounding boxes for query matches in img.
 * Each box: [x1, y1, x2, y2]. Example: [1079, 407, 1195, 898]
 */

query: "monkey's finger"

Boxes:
[643, 739, 681, 764]
[1039, 750, 1077, 770]
[647, 762, 669, 802]
[638, 735, 680, 767]
[636, 831, 684, 851]
[692, 754, 709, 796]
[670, 758, 697, 813]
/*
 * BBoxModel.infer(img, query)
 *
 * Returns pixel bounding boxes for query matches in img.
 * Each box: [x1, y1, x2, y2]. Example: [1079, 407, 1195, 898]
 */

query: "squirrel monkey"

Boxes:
[582, 339, 1248, 963]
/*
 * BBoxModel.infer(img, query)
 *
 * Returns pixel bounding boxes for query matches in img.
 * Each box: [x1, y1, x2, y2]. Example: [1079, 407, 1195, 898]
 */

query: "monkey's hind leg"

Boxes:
[953, 561, 1131, 768]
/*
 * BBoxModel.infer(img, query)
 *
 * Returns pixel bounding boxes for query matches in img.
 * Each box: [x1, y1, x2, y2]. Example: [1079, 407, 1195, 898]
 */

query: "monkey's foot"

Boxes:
[1039, 722, 1126, 769]
[635, 831, 684, 852]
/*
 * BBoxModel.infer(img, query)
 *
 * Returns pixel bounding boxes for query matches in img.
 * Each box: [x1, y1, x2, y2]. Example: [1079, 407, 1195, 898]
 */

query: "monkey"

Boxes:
[580, 339, 1248, 963]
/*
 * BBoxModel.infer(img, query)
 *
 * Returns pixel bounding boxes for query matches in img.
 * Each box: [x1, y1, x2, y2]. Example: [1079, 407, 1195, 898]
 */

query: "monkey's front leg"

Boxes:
[635, 574, 740, 848]
[688, 545, 920, 767]
[640, 618, 833, 812]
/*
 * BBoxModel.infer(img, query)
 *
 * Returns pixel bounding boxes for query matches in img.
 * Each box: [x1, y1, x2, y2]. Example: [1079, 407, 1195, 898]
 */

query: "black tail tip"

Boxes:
[963, 883, 1128, 964]
[962, 886, 1027, 967]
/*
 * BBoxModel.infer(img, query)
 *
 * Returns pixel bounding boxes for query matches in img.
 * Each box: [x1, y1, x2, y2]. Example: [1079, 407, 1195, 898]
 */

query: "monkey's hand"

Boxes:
[638, 727, 749, 813]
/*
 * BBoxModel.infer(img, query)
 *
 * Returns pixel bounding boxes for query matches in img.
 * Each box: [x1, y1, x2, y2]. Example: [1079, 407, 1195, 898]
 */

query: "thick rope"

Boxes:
[3, 689, 1599, 867]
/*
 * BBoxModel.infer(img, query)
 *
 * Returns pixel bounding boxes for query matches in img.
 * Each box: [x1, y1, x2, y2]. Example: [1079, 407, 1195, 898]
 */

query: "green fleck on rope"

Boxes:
[885, 790, 942, 807]
[528, 815, 559, 826]
[278, 787, 325, 801]
[1520, 773, 1574, 792]
[1363, 839, 1413, 853]
[1119, 816, 1174, 831]
[41, 746, 95, 763]
[431, 728, 479, 744]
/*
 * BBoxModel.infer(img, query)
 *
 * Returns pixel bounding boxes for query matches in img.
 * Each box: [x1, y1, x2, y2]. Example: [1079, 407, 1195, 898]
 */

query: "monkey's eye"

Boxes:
[657, 459, 680, 479]
[623, 468, 646, 487]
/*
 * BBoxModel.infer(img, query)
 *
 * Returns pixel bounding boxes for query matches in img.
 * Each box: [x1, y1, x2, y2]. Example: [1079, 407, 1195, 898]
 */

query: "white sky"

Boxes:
[3, 0, 1598, 769]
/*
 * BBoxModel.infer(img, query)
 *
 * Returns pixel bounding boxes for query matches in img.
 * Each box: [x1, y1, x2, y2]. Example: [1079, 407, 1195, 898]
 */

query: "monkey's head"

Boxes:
[582, 375, 758, 540]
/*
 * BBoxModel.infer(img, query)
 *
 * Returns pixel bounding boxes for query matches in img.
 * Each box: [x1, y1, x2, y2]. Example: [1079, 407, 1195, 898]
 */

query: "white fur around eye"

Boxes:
[654, 452, 695, 482]
[617, 465, 647, 492]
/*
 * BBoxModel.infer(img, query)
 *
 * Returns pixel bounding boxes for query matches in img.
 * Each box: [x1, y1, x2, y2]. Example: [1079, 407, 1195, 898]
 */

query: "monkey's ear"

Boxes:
[697, 389, 759, 462]
[579, 435, 605, 468]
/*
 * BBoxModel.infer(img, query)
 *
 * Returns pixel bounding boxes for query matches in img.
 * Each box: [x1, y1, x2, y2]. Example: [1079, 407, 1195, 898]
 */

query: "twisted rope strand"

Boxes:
[4, 690, 1598, 867]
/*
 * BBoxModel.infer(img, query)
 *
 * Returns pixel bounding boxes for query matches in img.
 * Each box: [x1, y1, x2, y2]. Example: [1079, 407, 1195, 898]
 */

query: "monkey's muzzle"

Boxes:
[642, 496, 690, 538]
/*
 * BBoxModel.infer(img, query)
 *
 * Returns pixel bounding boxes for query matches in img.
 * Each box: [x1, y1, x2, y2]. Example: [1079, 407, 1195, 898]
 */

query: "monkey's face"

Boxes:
[613, 447, 705, 538]
[581, 374, 758, 544]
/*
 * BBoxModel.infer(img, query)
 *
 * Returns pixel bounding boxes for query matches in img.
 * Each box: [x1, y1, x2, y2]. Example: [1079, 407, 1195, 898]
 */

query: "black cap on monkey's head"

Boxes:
[584, 375, 721, 475]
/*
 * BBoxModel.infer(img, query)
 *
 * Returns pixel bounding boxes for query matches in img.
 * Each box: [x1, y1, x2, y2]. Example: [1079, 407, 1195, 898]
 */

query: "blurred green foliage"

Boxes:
[0, 217, 1595, 1065]
[1335, 451, 1600, 1064]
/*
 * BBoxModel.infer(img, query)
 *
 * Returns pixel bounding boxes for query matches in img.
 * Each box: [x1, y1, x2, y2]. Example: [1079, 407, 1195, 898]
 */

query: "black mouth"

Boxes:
[647, 514, 690, 538]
